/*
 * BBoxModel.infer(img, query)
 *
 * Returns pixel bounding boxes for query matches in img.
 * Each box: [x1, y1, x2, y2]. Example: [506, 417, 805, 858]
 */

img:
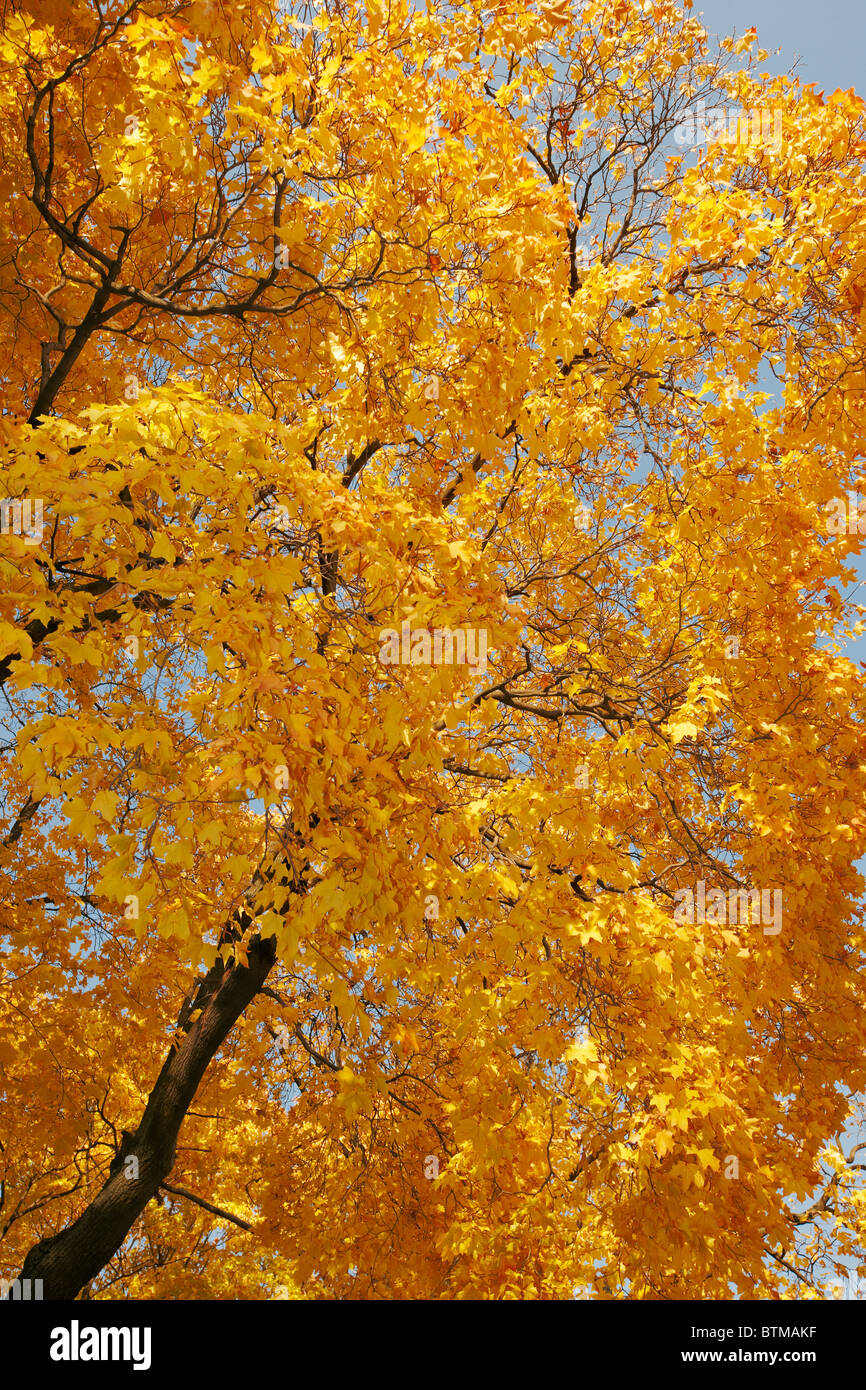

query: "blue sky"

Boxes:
[696, 0, 865, 95]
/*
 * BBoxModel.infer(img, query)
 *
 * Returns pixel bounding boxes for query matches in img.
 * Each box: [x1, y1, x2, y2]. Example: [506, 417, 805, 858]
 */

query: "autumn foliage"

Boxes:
[1, 0, 866, 1300]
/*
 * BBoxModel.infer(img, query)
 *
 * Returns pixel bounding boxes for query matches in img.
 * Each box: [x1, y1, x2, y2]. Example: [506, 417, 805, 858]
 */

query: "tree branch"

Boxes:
[159, 1181, 252, 1232]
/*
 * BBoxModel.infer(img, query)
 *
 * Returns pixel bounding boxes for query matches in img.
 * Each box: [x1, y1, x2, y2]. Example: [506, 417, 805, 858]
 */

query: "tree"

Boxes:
[1, 0, 866, 1300]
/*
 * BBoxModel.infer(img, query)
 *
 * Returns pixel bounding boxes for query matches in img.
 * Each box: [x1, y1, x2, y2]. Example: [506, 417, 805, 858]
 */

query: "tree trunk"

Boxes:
[15, 931, 278, 1300]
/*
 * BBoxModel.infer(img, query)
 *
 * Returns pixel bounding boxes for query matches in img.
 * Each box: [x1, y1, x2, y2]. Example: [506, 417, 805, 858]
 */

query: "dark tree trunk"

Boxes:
[15, 931, 278, 1300]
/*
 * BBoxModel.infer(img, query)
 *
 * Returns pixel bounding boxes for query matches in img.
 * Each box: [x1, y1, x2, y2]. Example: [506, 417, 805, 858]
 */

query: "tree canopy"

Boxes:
[2, 0, 866, 1300]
